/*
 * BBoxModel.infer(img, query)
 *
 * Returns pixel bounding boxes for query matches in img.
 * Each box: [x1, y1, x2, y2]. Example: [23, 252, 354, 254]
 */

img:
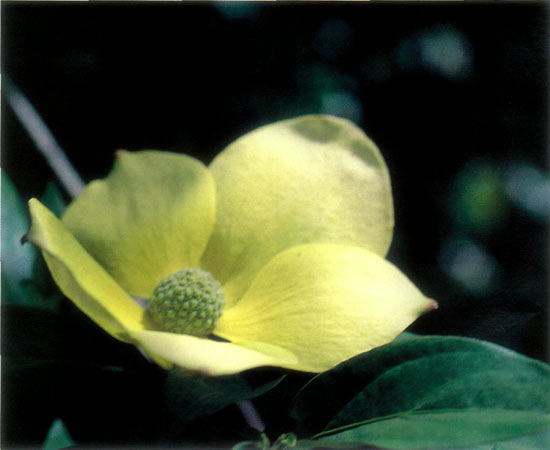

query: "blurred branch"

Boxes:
[237, 400, 266, 432]
[2, 75, 85, 199]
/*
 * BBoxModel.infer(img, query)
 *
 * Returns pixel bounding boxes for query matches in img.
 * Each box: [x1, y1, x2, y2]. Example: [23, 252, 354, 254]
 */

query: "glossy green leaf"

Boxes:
[240, 427, 550, 450]
[316, 409, 550, 450]
[291, 336, 550, 437]
[393, 331, 418, 342]
[43, 418, 75, 450]
[293, 422, 550, 450]
[469, 429, 550, 450]
[293, 440, 380, 449]
[1, 172, 39, 306]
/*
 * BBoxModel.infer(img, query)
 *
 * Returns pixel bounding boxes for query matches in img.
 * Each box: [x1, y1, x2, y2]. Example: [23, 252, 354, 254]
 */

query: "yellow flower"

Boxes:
[27, 115, 435, 376]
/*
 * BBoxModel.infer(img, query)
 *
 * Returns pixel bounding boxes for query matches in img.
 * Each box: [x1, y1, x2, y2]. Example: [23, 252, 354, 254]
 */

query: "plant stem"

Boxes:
[3, 75, 85, 199]
[236, 400, 266, 432]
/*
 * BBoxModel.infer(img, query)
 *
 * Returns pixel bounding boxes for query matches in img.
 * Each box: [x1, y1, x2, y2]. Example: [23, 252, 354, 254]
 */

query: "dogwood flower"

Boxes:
[27, 115, 435, 375]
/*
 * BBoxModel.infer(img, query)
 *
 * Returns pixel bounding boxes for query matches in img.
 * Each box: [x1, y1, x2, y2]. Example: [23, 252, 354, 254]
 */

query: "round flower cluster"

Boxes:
[148, 268, 225, 336]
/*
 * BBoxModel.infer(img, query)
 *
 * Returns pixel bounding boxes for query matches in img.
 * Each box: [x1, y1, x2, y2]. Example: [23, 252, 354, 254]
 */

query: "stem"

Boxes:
[236, 400, 266, 432]
[3, 75, 85, 199]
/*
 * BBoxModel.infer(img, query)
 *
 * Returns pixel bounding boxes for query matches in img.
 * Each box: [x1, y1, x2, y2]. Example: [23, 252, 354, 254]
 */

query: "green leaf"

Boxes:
[316, 409, 550, 450]
[470, 429, 550, 450]
[159, 371, 285, 437]
[292, 430, 550, 450]
[232, 433, 271, 450]
[1, 172, 39, 306]
[393, 331, 418, 342]
[293, 440, 375, 449]
[41, 182, 67, 218]
[43, 418, 75, 450]
[291, 336, 550, 437]
[232, 441, 267, 450]
[232, 433, 299, 450]
[1, 174, 64, 309]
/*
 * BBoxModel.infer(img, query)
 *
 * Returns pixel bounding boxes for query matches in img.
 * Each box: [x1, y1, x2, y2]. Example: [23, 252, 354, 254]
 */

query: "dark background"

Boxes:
[2, 3, 548, 448]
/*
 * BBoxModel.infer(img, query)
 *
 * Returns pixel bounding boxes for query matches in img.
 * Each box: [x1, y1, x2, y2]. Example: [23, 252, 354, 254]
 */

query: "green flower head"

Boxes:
[27, 115, 435, 375]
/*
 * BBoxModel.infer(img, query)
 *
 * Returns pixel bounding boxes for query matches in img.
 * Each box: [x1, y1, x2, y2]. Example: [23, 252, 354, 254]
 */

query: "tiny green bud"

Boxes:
[148, 268, 225, 337]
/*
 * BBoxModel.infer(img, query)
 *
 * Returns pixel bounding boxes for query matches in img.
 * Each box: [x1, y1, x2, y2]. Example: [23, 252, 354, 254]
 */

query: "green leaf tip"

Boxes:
[43, 418, 75, 450]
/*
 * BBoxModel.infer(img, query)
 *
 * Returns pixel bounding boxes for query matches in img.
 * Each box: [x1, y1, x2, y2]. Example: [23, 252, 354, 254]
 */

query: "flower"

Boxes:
[27, 115, 435, 376]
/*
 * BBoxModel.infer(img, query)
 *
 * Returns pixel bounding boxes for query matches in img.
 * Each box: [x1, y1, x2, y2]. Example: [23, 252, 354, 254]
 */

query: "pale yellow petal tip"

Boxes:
[422, 298, 439, 315]
[28, 197, 42, 210]
[115, 149, 129, 158]
[27, 198, 48, 238]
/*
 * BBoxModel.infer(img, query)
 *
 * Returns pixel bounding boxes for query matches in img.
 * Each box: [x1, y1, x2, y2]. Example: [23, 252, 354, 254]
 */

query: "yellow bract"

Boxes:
[216, 243, 434, 373]
[62, 150, 216, 299]
[201, 115, 394, 306]
[27, 200, 148, 342]
[27, 115, 434, 375]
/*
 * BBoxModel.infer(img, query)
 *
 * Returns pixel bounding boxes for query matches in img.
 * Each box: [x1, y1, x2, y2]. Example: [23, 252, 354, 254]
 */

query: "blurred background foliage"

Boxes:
[2, 3, 548, 449]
